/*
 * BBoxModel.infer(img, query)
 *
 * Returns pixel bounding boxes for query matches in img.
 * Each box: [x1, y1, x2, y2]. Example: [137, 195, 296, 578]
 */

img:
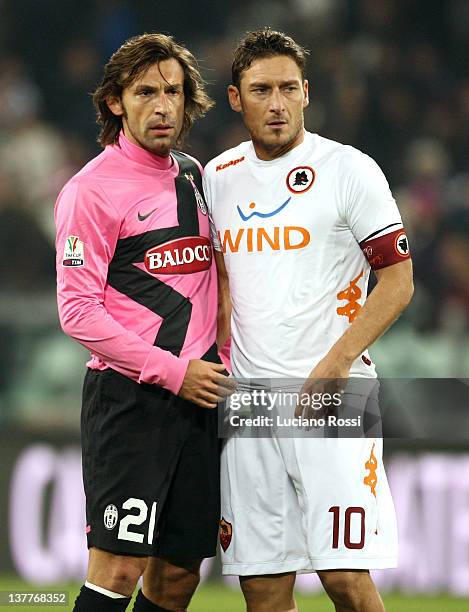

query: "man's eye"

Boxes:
[139, 90, 152, 96]
[284, 86, 297, 92]
[167, 88, 181, 96]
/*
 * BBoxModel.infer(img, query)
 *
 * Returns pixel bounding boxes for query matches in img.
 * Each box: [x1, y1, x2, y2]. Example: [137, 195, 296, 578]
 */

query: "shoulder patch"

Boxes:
[62, 235, 85, 267]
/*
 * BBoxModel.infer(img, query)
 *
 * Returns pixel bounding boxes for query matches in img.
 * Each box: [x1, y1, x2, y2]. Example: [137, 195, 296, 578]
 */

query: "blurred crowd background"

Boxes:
[0, 0, 468, 426]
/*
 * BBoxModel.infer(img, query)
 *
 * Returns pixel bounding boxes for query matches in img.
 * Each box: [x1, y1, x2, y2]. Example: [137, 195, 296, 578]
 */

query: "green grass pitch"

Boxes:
[1, 577, 469, 611]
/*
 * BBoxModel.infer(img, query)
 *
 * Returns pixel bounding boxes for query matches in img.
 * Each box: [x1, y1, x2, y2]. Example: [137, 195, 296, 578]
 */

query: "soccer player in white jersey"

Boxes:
[203, 29, 414, 612]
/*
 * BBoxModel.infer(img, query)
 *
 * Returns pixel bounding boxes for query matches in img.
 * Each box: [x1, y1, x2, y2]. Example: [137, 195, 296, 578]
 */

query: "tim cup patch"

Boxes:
[62, 235, 85, 267]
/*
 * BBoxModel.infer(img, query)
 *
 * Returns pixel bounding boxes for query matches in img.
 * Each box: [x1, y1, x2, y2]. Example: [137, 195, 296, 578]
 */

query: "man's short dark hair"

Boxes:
[232, 28, 308, 88]
[93, 33, 214, 148]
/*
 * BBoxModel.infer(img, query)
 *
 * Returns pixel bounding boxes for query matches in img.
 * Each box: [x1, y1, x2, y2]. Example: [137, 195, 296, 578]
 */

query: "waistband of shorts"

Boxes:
[85, 367, 174, 401]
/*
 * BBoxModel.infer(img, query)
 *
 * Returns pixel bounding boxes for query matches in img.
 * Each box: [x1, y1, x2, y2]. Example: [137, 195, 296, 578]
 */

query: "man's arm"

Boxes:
[296, 259, 413, 413]
[320, 150, 414, 377]
[215, 250, 232, 348]
[202, 166, 231, 351]
[322, 258, 413, 376]
[56, 180, 227, 408]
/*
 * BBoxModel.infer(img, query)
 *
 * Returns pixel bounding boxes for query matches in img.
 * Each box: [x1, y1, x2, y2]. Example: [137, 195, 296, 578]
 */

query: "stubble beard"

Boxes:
[128, 123, 174, 157]
[122, 108, 179, 157]
[250, 116, 304, 160]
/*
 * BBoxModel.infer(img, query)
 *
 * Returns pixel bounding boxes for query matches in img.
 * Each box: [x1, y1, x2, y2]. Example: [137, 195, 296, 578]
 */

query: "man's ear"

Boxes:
[303, 79, 309, 108]
[106, 96, 124, 117]
[228, 85, 242, 113]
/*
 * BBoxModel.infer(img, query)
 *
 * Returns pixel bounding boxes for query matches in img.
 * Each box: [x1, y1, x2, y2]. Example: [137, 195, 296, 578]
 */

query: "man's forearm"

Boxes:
[217, 286, 232, 347]
[215, 250, 232, 347]
[59, 296, 189, 394]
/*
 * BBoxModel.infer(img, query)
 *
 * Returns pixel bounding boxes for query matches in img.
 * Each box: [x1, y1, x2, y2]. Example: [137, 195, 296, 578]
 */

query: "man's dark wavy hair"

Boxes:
[232, 28, 308, 88]
[93, 33, 213, 148]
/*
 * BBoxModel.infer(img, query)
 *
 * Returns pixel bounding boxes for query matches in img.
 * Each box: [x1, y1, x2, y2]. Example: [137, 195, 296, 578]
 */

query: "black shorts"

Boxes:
[81, 367, 220, 559]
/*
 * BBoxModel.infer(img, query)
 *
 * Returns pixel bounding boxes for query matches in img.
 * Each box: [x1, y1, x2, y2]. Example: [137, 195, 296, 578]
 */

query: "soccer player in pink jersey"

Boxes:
[204, 29, 414, 612]
[55, 34, 231, 612]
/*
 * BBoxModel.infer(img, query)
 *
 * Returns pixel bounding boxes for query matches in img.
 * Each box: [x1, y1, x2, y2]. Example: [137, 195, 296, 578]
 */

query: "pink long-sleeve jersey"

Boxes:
[55, 132, 219, 395]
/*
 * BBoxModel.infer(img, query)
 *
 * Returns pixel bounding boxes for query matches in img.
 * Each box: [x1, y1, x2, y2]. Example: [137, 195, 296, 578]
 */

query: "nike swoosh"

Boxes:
[237, 197, 292, 221]
[138, 208, 157, 222]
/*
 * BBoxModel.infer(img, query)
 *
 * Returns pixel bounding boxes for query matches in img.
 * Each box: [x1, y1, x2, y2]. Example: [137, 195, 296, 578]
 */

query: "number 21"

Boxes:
[118, 498, 158, 544]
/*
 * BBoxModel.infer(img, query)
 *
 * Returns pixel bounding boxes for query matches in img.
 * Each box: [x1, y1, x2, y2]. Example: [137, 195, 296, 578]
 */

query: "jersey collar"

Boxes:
[116, 130, 174, 171]
[247, 130, 312, 166]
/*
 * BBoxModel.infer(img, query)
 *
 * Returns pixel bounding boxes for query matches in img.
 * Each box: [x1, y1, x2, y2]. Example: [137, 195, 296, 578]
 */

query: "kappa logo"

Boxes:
[336, 270, 365, 323]
[184, 173, 207, 215]
[104, 504, 118, 530]
[286, 166, 315, 194]
[62, 235, 85, 267]
[364, 443, 378, 497]
[219, 517, 232, 552]
[145, 236, 212, 275]
[216, 156, 245, 172]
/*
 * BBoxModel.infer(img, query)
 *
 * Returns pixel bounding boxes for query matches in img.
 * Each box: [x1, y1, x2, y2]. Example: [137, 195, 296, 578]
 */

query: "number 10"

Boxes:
[329, 506, 365, 550]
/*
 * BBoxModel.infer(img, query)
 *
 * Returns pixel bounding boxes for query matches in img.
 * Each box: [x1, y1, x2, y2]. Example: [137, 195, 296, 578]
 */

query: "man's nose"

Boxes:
[153, 92, 169, 115]
[269, 88, 284, 113]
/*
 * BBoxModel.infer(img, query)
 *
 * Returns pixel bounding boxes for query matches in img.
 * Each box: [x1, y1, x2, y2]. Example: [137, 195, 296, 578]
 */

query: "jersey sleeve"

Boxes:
[340, 151, 403, 244]
[202, 168, 222, 252]
[55, 179, 189, 394]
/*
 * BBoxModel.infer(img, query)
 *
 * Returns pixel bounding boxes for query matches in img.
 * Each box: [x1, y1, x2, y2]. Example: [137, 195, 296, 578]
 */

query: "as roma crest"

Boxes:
[286, 166, 315, 194]
[219, 517, 232, 552]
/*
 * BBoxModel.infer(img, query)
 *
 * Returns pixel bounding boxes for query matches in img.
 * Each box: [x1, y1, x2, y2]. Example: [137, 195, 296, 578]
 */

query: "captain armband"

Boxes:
[360, 228, 410, 270]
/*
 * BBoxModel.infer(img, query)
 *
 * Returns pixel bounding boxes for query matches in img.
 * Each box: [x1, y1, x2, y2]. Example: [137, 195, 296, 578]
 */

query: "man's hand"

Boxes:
[179, 359, 235, 409]
[295, 351, 352, 419]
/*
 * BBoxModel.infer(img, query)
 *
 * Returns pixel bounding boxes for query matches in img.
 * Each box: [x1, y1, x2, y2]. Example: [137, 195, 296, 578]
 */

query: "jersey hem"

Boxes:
[221, 557, 312, 576]
[222, 556, 398, 575]
[307, 556, 398, 571]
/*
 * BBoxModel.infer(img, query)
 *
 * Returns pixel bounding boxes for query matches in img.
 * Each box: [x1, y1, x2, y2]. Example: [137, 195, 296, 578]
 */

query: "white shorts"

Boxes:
[220, 433, 398, 575]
